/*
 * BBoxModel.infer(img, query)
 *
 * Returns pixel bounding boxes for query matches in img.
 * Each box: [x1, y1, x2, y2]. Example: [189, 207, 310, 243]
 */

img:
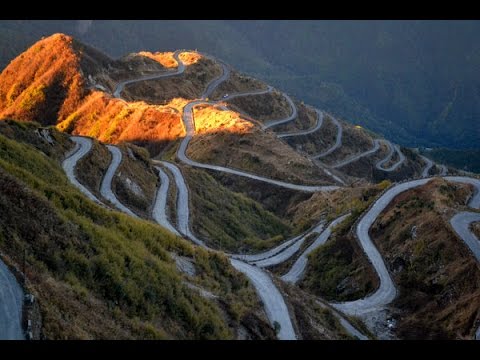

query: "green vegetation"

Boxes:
[421, 148, 480, 174]
[300, 235, 377, 302]
[0, 122, 268, 339]
[183, 167, 293, 253]
[300, 188, 381, 301]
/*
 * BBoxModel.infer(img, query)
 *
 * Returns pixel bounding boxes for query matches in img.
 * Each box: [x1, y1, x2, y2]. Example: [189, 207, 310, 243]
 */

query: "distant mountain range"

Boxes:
[0, 20, 479, 158]
[0, 32, 479, 340]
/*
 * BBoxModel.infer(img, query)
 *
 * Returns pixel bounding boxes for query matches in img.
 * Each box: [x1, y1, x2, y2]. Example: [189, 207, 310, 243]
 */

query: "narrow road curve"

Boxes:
[315, 300, 369, 340]
[277, 109, 324, 138]
[282, 214, 350, 284]
[450, 212, 480, 262]
[113, 50, 186, 98]
[331, 139, 381, 169]
[262, 93, 298, 130]
[152, 166, 181, 236]
[178, 101, 339, 193]
[420, 155, 434, 178]
[62, 136, 102, 204]
[439, 164, 448, 176]
[445, 176, 480, 339]
[332, 178, 430, 315]
[229, 259, 296, 340]
[388, 145, 406, 171]
[113, 50, 337, 193]
[100, 145, 139, 218]
[250, 223, 326, 268]
[375, 140, 394, 170]
[231, 234, 308, 263]
[201, 60, 230, 99]
[0, 260, 24, 340]
[311, 116, 343, 159]
[158, 161, 206, 247]
[375, 143, 405, 172]
[222, 85, 273, 101]
[333, 176, 480, 318]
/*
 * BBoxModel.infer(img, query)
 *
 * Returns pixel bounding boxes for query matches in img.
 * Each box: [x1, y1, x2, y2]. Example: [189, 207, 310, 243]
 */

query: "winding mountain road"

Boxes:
[229, 259, 296, 340]
[113, 50, 186, 98]
[439, 165, 448, 176]
[62, 137, 103, 204]
[222, 86, 273, 101]
[63, 48, 480, 340]
[100, 145, 139, 218]
[420, 155, 434, 178]
[332, 176, 480, 320]
[158, 161, 206, 247]
[375, 140, 395, 171]
[311, 116, 343, 159]
[152, 166, 181, 236]
[201, 60, 230, 99]
[177, 101, 339, 193]
[277, 109, 324, 138]
[450, 212, 480, 262]
[0, 260, 24, 340]
[262, 92, 298, 130]
[331, 139, 381, 169]
[282, 214, 350, 284]
[249, 222, 326, 268]
[375, 141, 405, 172]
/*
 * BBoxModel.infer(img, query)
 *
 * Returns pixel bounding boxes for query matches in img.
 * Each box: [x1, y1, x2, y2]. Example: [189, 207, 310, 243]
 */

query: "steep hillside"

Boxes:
[1, 33, 479, 341]
[0, 120, 274, 339]
[370, 179, 480, 339]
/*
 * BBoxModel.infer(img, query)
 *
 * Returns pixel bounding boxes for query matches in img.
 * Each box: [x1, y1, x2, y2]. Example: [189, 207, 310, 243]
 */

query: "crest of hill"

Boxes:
[0, 34, 117, 125]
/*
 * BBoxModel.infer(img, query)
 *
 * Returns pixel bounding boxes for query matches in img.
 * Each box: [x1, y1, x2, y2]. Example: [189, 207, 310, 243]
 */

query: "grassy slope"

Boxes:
[124, 56, 222, 104]
[0, 121, 273, 339]
[183, 167, 293, 253]
[298, 183, 389, 301]
[370, 178, 480, 339]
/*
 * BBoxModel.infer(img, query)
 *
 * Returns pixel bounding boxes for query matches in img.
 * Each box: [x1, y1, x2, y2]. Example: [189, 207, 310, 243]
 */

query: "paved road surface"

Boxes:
[62, 136, 102, 204]
[315, 300, 368, 340]
[0, 260, 24, 340]
[222, 86, 273, 101]
[333, 176, 480, 318]
[263, 93, 298, 130]
[420, 155, 434, 178]
[229, 259, 296, 340]
[445, 176, 480, 339]
[100, 145, 139, 218]
[282, 214, 350, 283]
[450, 212, 480, 262]
[113, 50, 186, 98]
[332, 178, 430, 315]
[375, 140, 395, 171]
[158, 161, 206, 247]
[152, 166, 181, 236]
[375, 140, 406, 172]
[250, 223, 326, 268]
[177, 101, 339, 193]
[439, 164, 448, 176]
[311, 116, 343, 159]
[201, 60, 230, 99]
[331, 139, 381, 169]
[386, 145, 406, 171]
[277, 109, 324, 138]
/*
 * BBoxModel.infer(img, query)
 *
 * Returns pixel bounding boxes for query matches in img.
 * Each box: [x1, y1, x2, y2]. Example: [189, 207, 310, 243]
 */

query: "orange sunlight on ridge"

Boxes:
[138, 51, 202, 68]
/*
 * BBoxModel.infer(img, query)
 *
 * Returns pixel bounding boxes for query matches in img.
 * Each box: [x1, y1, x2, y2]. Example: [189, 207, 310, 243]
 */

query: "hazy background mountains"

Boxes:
[1, 20, 479, 170]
